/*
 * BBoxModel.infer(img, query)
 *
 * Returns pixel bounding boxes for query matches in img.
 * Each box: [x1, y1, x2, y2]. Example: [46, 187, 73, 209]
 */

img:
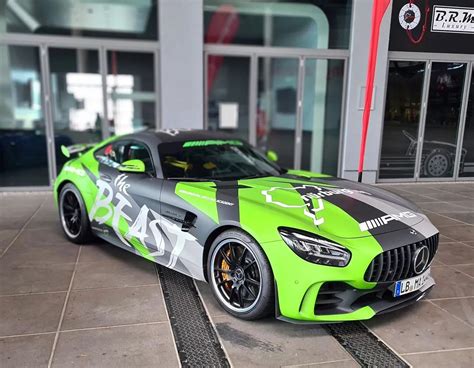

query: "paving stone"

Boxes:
[72, 256, 158, 290]
[62, 285, 167, 330]
[212, 314, 351, 367]
[420, 202, 470, 213]
[1, 241, 79, 266]
[0, 333, 55, 368]
[13, 228, 71, 245]
[441, 212, 474, 225]
[402, 348, 474, 368]
[452, 264, 474, 277]
[438, 225, 474, 242]
[427, 266, 474, 299]
[0, 229, 18, 255]
[431, 298, 474, 327]
[282, 360, 360, 368]
[0, 261, 74, 295]
[435, 243, 474, 266]
[365, 301, 474, 353]
[52, 324, 179, 368]
[424, 211, 464, 228]
[0, 293, 65, 336]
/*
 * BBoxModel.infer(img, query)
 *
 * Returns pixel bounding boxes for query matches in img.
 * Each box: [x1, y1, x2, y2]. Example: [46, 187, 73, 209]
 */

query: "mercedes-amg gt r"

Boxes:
[54, 130, 439, 322]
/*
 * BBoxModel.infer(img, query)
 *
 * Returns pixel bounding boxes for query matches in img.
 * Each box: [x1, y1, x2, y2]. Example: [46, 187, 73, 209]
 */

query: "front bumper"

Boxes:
[261, 237, 435, 323]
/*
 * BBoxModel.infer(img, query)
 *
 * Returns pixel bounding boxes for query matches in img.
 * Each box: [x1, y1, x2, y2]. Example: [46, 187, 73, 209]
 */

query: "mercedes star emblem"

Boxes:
[412, 246, 430, 275]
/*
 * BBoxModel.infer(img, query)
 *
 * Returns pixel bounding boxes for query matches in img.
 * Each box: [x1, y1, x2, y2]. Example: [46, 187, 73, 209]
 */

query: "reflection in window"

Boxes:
[204, 0, 352, 49]
[49, 48, 103, 172]
[3, 0, 157, 40]
[459, 66, 474, 178]
[379, 61, 426, 179]
[106, 51, 156, 135]
[256, 57, 299, 169]
[302, 59, 344, 175]
[0, 45, 49, 186]
[207, 56, 250, 140]
[420, 62, 466, 178]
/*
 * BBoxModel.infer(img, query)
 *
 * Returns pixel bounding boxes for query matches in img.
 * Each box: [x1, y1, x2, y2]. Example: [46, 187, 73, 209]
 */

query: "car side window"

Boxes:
[122, 143, 155, 175]
[94, 142, 125, 169]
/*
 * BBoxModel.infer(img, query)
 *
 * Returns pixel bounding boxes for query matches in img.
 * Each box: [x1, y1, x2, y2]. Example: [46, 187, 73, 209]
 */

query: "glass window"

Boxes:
[459, 66, 474, 178]
[0, 45, 49, 187]
[301, 59, 344, 175]
[106, 51, 156, 135]
[95, 141, 154, 174]
[158, 141, 282, 180]
[207, 56, 250, 140]
[204, 1, 352, 49]
[379, 61, 426, 179]
[420, 62, 466, 179]
[49, 48, 104, 172]
[257, 57, 299, 169]
[3, 0, 157, 40]
[124, 143, 154, 174]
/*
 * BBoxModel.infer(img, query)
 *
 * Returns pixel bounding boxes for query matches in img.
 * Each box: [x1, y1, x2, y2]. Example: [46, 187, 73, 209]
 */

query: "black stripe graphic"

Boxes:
[215, 181, 240, 223]
[287, 183, 424, 248]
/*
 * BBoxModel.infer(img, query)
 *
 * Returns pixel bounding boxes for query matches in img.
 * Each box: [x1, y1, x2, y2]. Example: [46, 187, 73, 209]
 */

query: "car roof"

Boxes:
[118, 129, 243, 146]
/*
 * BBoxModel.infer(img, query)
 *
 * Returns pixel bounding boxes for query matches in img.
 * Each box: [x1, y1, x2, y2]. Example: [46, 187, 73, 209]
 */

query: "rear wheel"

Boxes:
[59, 183, 92, 244]
[207, 229, 274, 320]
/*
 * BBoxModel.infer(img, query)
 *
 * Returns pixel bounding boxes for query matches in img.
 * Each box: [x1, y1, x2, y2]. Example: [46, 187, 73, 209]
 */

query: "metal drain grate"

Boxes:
[325, 322, 409, 368]
[157, 266, 230, 368]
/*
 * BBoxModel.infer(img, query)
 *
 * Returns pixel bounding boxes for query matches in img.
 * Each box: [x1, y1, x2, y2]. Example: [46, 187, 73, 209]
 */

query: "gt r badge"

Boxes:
[410, 229, 418, 235]
[413, 246, 430, 274]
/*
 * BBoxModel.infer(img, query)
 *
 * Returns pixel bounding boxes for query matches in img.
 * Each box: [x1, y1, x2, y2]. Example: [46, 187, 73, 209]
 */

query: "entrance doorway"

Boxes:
[379, 58, 474, 181]
[204, 46, 347, 176]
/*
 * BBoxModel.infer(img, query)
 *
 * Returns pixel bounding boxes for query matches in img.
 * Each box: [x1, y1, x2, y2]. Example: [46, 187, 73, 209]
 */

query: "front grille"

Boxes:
[364, 233, 439, 283]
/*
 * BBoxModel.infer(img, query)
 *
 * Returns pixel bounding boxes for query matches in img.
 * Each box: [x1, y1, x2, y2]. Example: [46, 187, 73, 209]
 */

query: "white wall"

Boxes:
[159, 0, 203, 129]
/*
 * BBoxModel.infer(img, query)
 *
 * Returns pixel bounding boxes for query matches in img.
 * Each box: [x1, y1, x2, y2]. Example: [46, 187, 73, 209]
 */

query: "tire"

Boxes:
[424, 150, 451, 177]
[207, 229, 274, 320]
[59, 183, 92, 244]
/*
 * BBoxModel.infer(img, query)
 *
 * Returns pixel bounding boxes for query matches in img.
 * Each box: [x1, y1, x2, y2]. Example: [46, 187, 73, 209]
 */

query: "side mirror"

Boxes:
[266, 150, 278, 162]
[119, 159, 145, 173]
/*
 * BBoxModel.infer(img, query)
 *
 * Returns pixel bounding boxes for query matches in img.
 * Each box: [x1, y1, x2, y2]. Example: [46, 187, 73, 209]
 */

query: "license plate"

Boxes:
[394, 269, 430, 297]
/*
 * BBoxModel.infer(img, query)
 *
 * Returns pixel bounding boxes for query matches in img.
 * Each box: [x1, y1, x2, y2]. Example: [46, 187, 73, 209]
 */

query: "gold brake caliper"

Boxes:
[221, 250, 232, 286]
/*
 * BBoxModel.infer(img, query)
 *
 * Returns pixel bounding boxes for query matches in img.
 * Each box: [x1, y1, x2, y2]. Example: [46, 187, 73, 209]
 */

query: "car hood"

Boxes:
[232, 173, 427, 239]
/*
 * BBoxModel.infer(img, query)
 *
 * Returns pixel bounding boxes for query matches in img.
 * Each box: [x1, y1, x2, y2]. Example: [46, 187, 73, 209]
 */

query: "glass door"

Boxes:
[458, 64, 474, 179]
[301, 58, 345, 176]
[379, 61, 427, 180]
[418, 62, 467, 179]
[206, 55, 251, 141]
[106, 51, 157, 135]
[0, 45, 50, 187]
[49, 48, 104, 173]
[256, 57, 300, 169]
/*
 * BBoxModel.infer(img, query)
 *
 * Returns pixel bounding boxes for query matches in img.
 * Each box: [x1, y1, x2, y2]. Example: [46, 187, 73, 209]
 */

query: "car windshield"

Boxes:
[158, 140, 284, 181]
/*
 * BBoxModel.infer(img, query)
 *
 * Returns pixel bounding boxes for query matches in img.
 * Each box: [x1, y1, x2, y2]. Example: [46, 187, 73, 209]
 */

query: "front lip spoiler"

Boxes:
[275, 277, 435, 324]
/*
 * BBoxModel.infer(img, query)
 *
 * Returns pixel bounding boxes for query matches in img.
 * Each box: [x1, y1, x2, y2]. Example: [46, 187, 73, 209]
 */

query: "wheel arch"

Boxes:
[202, 225, 239, 282]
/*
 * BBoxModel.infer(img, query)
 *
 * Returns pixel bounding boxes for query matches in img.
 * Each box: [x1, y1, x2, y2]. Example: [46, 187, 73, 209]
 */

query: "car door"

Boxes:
[89, 139, 165, 259]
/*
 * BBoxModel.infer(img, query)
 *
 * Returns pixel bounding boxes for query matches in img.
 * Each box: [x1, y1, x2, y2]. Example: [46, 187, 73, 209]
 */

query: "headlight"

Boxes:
[279, 228, 351, 267]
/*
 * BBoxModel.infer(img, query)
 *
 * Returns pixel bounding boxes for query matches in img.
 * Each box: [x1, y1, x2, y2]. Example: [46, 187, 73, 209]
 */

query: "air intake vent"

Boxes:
[364, 233, 439, 283]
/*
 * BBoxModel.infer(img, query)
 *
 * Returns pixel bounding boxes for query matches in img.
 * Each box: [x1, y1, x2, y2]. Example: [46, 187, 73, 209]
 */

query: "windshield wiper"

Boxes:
[166, 177, 222, 182]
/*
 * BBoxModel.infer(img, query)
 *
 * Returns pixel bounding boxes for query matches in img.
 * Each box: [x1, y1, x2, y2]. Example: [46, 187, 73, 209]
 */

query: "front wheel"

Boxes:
[207, 229, 274, 320]
[59, 183, 92, 244]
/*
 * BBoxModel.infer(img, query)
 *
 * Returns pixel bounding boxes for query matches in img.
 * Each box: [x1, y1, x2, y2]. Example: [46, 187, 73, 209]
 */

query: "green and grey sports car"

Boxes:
[54, 130, 439, 322]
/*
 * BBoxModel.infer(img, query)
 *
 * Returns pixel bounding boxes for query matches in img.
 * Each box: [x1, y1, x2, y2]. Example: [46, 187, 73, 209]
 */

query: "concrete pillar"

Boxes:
[158, 0, 203, 129]
[341, 0, 392, 183]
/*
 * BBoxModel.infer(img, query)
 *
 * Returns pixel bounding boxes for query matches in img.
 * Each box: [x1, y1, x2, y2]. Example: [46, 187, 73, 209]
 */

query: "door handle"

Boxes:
[100, 174, 112, 183]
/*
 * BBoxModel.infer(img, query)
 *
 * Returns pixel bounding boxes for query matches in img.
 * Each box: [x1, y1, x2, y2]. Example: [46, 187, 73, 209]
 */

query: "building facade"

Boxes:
[0, 0, 472, 190]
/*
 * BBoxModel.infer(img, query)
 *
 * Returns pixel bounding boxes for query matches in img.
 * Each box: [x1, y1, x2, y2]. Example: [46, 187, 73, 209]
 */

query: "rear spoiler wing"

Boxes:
[61, 143, 96, 158]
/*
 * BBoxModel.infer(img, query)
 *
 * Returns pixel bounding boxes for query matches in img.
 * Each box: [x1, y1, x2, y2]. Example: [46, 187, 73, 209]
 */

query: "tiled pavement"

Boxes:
[0, 183, 473, 367]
